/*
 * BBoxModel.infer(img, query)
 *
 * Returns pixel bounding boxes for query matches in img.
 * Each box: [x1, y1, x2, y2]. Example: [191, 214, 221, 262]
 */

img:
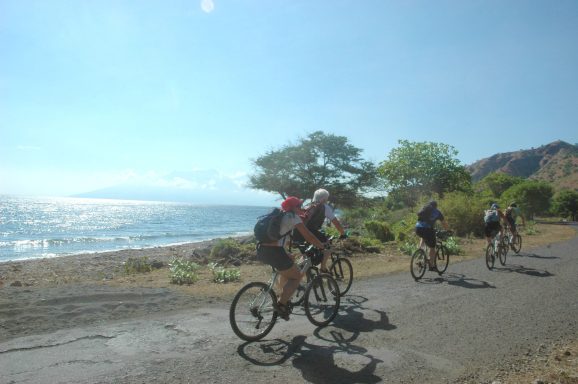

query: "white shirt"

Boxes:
[277, 212, 302, 246]
[323, 203, 337, 221]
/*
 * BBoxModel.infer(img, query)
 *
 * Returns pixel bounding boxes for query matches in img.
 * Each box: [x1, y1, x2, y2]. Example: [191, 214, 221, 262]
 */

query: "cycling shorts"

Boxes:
[256, 245, 294, 271]
[415, 227, 436, 248]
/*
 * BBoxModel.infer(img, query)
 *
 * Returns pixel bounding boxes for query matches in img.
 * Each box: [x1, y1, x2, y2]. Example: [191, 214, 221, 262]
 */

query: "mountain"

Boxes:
[73, 170, 278, 206]
[467, 140, 578, 190]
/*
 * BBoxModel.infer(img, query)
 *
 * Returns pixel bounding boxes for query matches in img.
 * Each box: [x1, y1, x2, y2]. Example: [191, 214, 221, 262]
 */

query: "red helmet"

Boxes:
[281, 196, 303, 212]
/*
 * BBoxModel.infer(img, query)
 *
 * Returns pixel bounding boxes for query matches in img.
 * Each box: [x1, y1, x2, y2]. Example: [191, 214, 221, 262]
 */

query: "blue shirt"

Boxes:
[415, 208, 444, 229]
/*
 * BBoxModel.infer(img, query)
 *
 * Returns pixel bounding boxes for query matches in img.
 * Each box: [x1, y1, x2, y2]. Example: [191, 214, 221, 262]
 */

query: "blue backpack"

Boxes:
[484, 209, 499, 223]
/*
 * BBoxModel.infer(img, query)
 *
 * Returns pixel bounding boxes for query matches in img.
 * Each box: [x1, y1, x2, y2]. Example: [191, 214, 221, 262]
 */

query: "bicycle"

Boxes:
[229, 249, 340, 342]
[410, 229, 452, 281]
[504, 224, 523, 254]
[485, 230, 508, 270]
[291, 235, 353, 300]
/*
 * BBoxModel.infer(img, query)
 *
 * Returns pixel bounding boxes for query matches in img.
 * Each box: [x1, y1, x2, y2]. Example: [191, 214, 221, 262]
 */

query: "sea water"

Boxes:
[0, 195, 272, 262]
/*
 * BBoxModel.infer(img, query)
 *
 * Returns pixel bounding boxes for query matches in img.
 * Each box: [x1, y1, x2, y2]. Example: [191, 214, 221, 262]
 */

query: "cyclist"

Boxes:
[414, 200, 450, 271]
[256, 196, 326, 320]
[484, 203, 506, 246]
[504, 202, 526, 242]
[291, 188, 347, 273]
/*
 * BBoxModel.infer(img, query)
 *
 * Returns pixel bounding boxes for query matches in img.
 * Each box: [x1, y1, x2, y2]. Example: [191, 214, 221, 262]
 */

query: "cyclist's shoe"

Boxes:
[429, 265, 438, 272]
[274, 302, 290, 321]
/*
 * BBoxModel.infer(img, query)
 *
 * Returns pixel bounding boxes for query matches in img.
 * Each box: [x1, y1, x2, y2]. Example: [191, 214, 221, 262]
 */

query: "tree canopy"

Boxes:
[501, 180, 554, 219]
[478, 172, 524, 197]
[248, 131, 377, 207]
[378, 140, 472, 207]
[552, 189, 578, 221]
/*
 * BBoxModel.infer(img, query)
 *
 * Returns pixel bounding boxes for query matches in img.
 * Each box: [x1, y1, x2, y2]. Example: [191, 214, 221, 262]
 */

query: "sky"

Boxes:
[1, 0, 578, 205]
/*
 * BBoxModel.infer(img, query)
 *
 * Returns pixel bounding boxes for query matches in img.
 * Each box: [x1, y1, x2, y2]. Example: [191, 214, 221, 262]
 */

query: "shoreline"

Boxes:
[0, 235, 253, 287]
[0, 233, 253, 265]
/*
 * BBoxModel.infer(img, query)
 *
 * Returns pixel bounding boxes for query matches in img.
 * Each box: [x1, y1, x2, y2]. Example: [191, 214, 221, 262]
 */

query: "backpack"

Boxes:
[300, 203, 326, 231]
[484, 209, 499, 223]
[254, 208, 288, 243]
[417, 204, 433, 222]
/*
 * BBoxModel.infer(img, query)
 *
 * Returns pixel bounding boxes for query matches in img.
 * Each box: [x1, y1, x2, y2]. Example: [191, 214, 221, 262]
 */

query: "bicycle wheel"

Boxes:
[501, 236, 510, 258]
[329, 257, 353, 296]
[229, 282, 277, 342]
[485, 244, 495, 270]
[303, 274, 340, 327]
[498, 241, 507, 266]
[410, 248, 427, 280]
[512, 234, 522, 254]
[436, 246, 449, 274]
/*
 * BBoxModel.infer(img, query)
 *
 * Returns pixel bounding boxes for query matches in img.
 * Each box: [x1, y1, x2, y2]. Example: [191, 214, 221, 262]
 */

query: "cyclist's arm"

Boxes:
[440, 219, 450, 231]
[294, 222, 325, 250]
[330, 217, 346, 237]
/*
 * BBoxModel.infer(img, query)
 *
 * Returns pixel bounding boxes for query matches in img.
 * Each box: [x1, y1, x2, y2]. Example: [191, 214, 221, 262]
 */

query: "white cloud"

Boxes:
[16, 145, 41, 151]
[200, 0, 215, 13]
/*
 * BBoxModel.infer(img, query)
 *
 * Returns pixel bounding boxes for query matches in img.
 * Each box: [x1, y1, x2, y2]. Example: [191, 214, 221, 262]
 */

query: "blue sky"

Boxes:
[2, 0, 577, 204]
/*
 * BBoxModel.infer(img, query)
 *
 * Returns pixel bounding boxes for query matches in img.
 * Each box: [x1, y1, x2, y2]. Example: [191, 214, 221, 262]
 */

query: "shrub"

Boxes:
[523, 221, 537, 235]
[124, 256, 153, 274]
[443, 236, 463, 256]
[208, 262, 241, 283]
[210, 238, 253, 260]
[399, 241, 418, 256]
[364, 220, 395, 242]
[438, 192, 486, 237]
[169, 258, 200, 285]
[356, 237, 384, 253]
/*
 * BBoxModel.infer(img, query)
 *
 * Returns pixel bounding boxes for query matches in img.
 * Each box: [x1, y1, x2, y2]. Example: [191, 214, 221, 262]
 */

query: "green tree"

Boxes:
[438, 192, 487, 237]
[501, 180, 554, 219]
[378, 140, 472, 207]
[249, 131, 378, 206]
[477, 172, 524, 197]
[552, 189, 578, 221]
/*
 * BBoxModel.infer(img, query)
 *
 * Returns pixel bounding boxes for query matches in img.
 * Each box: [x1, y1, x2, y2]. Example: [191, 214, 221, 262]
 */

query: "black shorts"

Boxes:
[256, 245, 294, 271]
[415, 227, 436, 248]
[484, 221, 501, 237]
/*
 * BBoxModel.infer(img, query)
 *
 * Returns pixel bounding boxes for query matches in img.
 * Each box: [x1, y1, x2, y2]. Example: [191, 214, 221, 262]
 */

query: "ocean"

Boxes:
[0, 195, 273, 262]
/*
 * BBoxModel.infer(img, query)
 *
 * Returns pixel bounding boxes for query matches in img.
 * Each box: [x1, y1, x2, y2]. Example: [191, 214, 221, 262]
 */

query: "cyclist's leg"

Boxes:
[428, 246, 436, 267]
[277, 265, 302, 305]
[484, 224, 492, 246]
[422, 229, 437, 268]
[257, 246, 302, 307]
[310, 229, 330, 271]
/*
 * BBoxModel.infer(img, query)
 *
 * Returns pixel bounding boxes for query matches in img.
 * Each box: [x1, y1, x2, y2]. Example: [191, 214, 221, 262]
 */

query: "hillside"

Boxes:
[467, 140, 578, 190]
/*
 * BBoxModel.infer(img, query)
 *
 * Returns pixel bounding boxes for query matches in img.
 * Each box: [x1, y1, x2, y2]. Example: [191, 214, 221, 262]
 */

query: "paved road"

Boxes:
[1, 228, 577, 383]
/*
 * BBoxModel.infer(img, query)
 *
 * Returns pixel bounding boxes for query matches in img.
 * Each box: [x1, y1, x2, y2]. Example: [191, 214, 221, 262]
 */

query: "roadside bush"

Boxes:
[123, 256, 153, 274]
[444, 236, 463, 256]
[208, 262, 241, 283]
[364, 220, 395, 242]
[523, 221, 537, 235]
[347, 236, 384, 253]
[210, 238, 254, 264]
[399, 241, 418, 256]
[169, 258, 200, 285]
[438, 192, 486, 237]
